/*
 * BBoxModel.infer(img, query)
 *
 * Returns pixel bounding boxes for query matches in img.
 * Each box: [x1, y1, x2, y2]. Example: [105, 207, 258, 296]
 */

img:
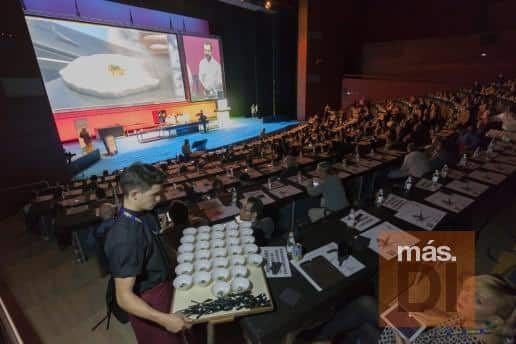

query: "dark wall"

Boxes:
[303, 0, 366, 116]
[113, 0, 298, 117]
[1, 0, 70, 189]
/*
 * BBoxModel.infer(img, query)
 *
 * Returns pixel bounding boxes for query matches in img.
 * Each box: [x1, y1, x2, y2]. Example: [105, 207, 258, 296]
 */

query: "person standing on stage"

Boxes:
[103, 164, 193, 343]
[197, 109, 208, 133]
[79, 127, 94, 153]
[198, 42, 222, 97]
[182, 139, 192, 157]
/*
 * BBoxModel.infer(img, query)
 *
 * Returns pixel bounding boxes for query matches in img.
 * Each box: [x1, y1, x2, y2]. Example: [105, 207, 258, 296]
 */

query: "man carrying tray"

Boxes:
[104, 163, 193, 343]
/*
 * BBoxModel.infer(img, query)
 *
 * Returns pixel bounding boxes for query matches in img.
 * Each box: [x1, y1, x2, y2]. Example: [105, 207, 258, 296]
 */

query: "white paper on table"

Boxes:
[444, 180, 489, 198]
[481, 162, 516, 175]
[341, 209, 381, 232]
[415, 178, 442, 192]
[290, 242, 365, 292]
[424, 191, 474, 213]
[394, 201, 447, 231]
[361, 222, 420, 260]
[495, 155, 516, 166]
[446, 169, 466, 180]
[467, 170, 506, 185]
[382, 193, 409, 211]
[261, 246, 292, 278]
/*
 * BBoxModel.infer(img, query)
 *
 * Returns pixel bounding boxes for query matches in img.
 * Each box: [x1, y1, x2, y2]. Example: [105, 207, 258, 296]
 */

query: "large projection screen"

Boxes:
[182, 35, 225, 101]
[25, 16, 186, 112]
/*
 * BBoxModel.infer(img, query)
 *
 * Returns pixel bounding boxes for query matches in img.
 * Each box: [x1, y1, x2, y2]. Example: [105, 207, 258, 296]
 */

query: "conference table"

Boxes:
[239, 149, 516, 343]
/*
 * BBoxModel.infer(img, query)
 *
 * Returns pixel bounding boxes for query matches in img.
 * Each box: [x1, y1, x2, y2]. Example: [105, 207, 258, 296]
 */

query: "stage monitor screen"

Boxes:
[182, 35, 225, 101]
[25, 16, 186, 112]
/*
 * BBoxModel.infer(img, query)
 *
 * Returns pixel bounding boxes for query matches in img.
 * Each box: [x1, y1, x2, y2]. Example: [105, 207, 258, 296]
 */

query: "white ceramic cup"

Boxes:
[243, 244, 259, 254]
[212, 257, 229, 268]
[231, 277, 251, 293]
[212, 268, 230, 282]
[193, 271, 212, 287]
[228, 245, 243, 256]
[211, 281, 230, 297]
[173, 274, 193, 290]
[195, 249, 211, 260]
[195, 259, 212, 272]
[230, 265, 249, 278]
[248, 253, 264, 266]
[229, 255, 246, 266]
[175, 263, 194, 275]
[180, 234, 196, 244]
[212, 247, 228, 258]
[177, 252, 195, 264]
[178, 243, 194, 253]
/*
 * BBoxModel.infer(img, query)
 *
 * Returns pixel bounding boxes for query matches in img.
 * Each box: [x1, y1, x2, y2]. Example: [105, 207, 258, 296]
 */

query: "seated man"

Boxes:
[240, 197, 275, 245]
[388, 143, 431, 179]
[307, 162, 349, 223]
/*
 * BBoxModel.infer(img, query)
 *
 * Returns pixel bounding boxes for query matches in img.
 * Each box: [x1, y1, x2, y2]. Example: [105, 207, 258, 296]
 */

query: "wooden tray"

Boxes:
[171, 265, 274, 324]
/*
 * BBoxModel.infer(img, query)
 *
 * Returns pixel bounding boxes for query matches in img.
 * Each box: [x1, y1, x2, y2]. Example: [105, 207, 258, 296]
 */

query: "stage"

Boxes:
[64, 117, 298, 179]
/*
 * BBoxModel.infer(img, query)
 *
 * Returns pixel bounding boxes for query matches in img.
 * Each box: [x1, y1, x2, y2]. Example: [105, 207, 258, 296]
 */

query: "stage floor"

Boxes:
[65, 117, 298, 179]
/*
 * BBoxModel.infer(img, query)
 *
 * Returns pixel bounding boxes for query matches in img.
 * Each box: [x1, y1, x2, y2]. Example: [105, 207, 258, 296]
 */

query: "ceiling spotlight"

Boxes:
[481, 52, 487, 57]
[264, 0, 272, 10]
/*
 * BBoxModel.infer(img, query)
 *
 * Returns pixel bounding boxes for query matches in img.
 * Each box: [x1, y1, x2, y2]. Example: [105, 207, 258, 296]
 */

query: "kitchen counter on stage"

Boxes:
[135, 121, 207, 143]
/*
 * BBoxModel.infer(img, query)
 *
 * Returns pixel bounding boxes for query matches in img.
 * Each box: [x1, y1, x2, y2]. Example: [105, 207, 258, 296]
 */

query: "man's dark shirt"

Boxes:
[104, 209, 170, 295]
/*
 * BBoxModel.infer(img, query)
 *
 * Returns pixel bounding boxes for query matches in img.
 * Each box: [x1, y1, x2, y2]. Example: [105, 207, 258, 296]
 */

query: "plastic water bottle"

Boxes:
[297, 171, 302, 184]
[459, 154, 468, 167]
[267, 178, 272, 190]
[404, 176, 413, 193]
[349, 208, 356, 222]
[342, 158, 347, 168]
[286, 232, 296, 257]
[112, 184, 120, 209]
[375, 189, 384, 207]
[473, 147, 480, 159]
[231, 188, 237, 206]
[487, 139, 495, 156]
[441, 164, 449, 179]
[432, 170, 440, 185]
[354, 151, 360, 163]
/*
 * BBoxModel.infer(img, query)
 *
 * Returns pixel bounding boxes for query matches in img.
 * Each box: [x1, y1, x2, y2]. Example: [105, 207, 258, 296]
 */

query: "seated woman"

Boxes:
[311, 274, 515, 344]
[379, 274, 516, 344]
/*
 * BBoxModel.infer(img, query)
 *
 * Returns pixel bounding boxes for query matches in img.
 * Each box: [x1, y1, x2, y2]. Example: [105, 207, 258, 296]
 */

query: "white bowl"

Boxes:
[231, 277, 251, 293]
[213, 257, 229, 268]
[240, 236, 255, 245]
[173, 275, 193, 290]
[197, 232, 211, 241]
[211, 239, 226, 248]
[178, 243, 194, 253]
[212, 247, 228, 258]
[175, 263, 194, 275]
[198, 225, 211, 234]
[177, 252, 195, 264]
[227, 238, 241, 246]
[228, 246, 243, 256]
[229, 255, 246, 266]
[195, 241, 210, 251]
[195, 259, 212, 272]
[240, 228, 253, 236]
[248, 253, 264, 266]
[180, 235, 196, 244]
[225, 221, 238, 230]
[212, 268, 230, 282]
[212, 231, 225, 240]
[226, 229, 240, 238]
[243, 244, 259, 254]
[238, 221, 252, 228]
[211, 281, 231, 297]
[193, 271, 212, 287]
[230, 265, 249, 278]
[195, 249, 211, 260]
[183, 227, 197, 236]
[212, 224, 225, 232]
